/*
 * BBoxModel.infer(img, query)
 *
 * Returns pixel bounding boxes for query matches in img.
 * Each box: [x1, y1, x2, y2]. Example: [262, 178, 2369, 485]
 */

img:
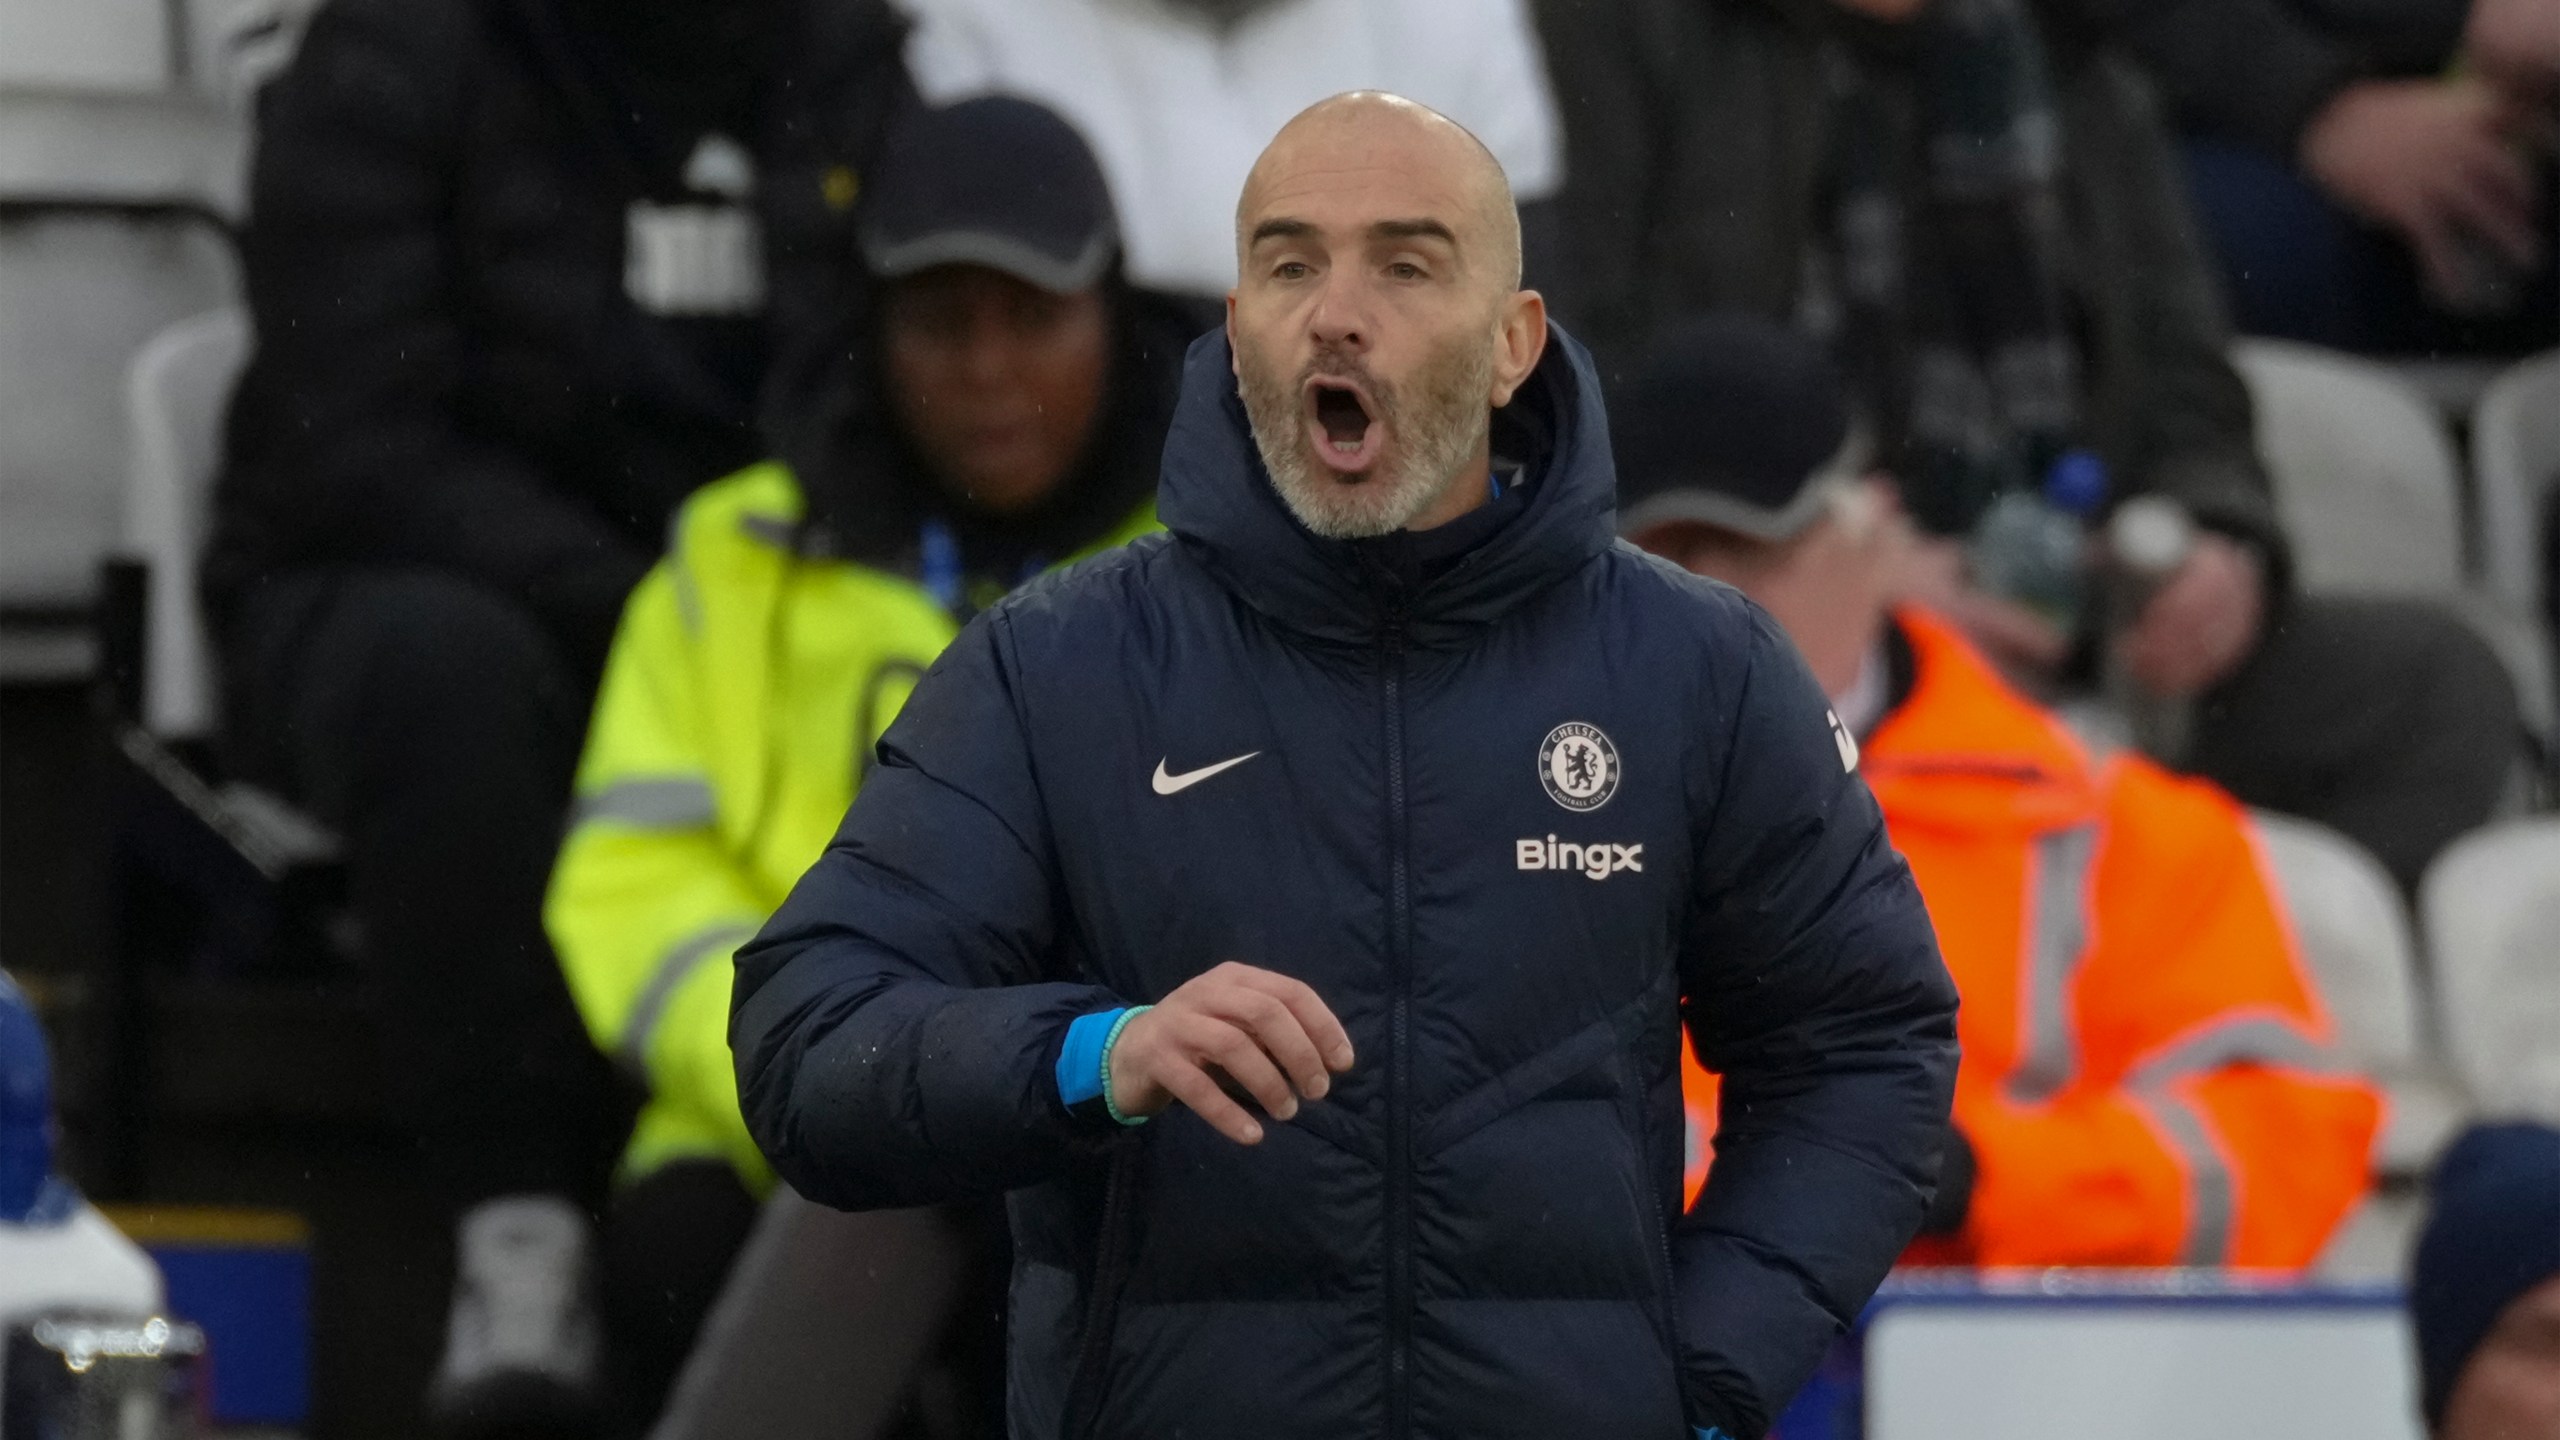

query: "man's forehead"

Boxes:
[1241, 119, 1486, 244]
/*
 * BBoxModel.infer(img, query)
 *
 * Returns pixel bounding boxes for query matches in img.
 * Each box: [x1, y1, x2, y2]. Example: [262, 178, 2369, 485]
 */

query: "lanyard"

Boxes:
[919, 517, 965, 613]
[918, 516, 1050, 620]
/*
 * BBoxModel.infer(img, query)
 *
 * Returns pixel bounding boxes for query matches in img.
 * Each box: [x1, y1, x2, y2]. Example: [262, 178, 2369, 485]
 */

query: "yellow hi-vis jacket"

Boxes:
[545, 461, 1159, 1186]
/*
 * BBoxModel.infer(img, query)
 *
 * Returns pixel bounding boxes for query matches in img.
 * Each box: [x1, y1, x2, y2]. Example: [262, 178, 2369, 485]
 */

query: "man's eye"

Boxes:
[1274, 261, 1311, 280]
[1387, 261, 1425, 281]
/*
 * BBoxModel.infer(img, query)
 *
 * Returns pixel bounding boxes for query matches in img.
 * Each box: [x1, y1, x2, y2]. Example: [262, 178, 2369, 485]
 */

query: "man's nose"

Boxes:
[956, 309, 1011, 384]
[1306, 272, 1372, 351]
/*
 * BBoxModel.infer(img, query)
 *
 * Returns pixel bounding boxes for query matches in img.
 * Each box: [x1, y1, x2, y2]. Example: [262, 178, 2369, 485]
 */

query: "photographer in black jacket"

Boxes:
[203, 0, 909, 1429]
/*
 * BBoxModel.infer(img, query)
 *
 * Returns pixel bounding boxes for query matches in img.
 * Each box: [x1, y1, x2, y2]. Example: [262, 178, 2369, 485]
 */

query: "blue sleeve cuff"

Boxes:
[1053, 1007, 1127, 1108]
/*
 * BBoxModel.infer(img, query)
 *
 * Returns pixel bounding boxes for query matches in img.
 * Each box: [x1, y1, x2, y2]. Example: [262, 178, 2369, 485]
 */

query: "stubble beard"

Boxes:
[1240, 333, 1495, 540]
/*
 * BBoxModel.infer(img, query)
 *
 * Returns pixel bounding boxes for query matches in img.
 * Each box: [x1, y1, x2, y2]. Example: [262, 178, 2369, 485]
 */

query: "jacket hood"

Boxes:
[1157, 322, 1619, 648]
[1863, 606, 2105, 836]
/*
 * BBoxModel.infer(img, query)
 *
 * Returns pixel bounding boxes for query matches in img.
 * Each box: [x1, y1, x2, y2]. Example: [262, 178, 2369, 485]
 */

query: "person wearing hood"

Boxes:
[1620, 314, 2381, 1272]
[546, 95, 1185, 1431]
[730, 92, 1959, 1440]
[203, 0, 910, 1431]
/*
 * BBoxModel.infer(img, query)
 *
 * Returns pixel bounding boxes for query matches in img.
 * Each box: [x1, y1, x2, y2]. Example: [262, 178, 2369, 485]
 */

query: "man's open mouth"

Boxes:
[1304, 378, 1383, 475]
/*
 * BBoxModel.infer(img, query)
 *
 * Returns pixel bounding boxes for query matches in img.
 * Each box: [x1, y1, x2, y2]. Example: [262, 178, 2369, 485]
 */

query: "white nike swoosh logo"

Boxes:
[1152, 751, 1261, 795]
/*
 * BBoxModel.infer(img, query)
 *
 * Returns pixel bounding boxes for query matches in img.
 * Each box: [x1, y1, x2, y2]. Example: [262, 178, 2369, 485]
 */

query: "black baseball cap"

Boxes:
[1612, 314, 1873, 542]
[859, 95, 1119, 294]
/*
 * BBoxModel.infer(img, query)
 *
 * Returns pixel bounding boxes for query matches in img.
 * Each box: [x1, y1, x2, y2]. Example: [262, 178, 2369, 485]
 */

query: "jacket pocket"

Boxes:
[1408, 992, 1672, 1316]
[1412, 1000, 1640, 1158]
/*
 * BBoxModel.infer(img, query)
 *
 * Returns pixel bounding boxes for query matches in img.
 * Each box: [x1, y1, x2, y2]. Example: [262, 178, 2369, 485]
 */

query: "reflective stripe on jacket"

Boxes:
[1684, 608, 2379, 1268]
[544, 461, 1156, 1184]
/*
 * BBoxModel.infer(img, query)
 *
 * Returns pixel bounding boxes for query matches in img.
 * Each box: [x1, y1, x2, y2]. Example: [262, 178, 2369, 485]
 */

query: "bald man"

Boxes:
[732, 93, 1957, 1440]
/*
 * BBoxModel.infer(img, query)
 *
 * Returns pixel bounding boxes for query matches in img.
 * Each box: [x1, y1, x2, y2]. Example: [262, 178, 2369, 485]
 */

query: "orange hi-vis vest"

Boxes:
[1681, 608, 2380, 1269]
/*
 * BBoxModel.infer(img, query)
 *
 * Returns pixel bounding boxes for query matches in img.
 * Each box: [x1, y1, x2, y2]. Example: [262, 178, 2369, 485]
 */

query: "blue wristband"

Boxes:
[1099, 1004, 1153, 1126]
[1054, 1008, 1125, 1108]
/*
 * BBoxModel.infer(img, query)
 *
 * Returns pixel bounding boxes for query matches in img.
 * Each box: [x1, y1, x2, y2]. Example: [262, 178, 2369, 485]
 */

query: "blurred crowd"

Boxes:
[88, 0, 2560, 1432]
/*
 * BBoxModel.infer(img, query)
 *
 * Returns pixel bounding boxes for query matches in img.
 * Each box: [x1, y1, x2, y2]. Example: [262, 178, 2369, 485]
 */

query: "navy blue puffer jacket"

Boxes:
[732, 325, 1959, 1440]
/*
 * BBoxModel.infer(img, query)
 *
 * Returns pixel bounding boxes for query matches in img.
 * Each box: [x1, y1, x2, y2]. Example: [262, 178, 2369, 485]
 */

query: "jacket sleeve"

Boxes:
[1947, 768, 2380, 1270]
[545, 549, 773, 1183]
[2066, 58, 2295, 593]
[2056, 0, 2358, 156]
[1527, 0, 1701, 378]
[233, 0, 648, 661]
[1673, 608, 1961, 1439]
[729, 613, 1125, 1211]
[2055, 0, 2469, 155]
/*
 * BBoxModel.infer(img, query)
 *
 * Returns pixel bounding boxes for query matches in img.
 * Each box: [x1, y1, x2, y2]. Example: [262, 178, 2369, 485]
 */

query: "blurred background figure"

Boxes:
[197, 0, 913, 1429]
[2077, 0, 2559, 355]
[1621, 315, 2382, 1268]
[1540, 0, 2521, 892]
[889, 0, 1564, 307]
[1, 970, 164, 1326]
[2, 969, 206, 1434]
[2413, 1122, 2560, 1439]
[545, 95, 1184, 1436]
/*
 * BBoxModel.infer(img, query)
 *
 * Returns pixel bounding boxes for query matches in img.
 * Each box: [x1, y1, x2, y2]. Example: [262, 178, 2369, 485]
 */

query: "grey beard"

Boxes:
[1242, 347, 1493, 541]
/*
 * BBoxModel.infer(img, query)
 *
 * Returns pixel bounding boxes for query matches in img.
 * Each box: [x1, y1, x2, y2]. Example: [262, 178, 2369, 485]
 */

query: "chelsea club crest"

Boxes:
[1538, 722, 1621, 812]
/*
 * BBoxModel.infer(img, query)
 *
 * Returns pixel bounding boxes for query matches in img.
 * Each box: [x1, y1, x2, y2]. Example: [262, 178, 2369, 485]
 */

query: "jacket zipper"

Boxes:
[1380, 607, 1414, 1439]
[1062, 1149, 1140, 1440]
[1639, 1084, 1682, 1355]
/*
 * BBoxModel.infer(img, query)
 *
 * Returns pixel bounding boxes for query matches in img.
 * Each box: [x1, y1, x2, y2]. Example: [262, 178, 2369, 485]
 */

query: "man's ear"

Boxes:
[1488, 290, 1549, 408]
[1225, 291, 1241, 377]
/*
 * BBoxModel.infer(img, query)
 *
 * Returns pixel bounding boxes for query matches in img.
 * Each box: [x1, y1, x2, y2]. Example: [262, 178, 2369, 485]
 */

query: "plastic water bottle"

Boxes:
[2102, 494, 2202, 762]
[1967, 449, 2109, 632]
[2, 968, 55, 1223]
[2104, 494, 2197, 618]
[1, 970, 163, 1325]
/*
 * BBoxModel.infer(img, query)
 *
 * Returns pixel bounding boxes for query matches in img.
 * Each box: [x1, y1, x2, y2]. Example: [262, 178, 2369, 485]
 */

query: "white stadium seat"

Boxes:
[0, 88, 244, 676]
[2251, 812, 2468, 1176]
[0, 203, 237, 614]
[2234, 338, 2555, 739]
[122, 306, 251, 738]
[2421, 818, 2560, 1124]
[2250, 813, 2467, 1278]
[2472, 349, 2560, 620]
[2233, 339, 2465, 596]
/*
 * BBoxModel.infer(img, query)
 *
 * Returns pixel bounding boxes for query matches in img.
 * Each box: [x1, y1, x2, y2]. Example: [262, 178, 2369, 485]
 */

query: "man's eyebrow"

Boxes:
[1248, 217, 1318, 247]
[1370, 218, 1458, 246]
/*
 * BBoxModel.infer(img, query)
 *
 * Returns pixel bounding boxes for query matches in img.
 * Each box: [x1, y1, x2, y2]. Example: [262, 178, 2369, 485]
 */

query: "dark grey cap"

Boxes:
[1613, 314, 1872, 542]
[859, 95, 1119, 294]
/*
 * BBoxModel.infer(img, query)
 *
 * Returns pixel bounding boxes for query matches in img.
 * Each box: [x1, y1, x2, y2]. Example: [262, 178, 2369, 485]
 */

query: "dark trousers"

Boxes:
[601, 1160, 763, 1430]
[2180, 137, 2559, 356]
[623, 1175, 1011, 1440]
[221, 567, 630, 1208]
[2189, 594, 2521, 893]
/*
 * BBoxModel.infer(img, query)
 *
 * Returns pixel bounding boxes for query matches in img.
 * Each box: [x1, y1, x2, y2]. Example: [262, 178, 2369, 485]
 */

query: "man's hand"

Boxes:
[2299, 79, 2541, 306]
[2117, 532, 2265, 699]
[1108, 962, 1355, 1144]
[2467, 0, 2560, 110]
[1895, 533, 2073, 679]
